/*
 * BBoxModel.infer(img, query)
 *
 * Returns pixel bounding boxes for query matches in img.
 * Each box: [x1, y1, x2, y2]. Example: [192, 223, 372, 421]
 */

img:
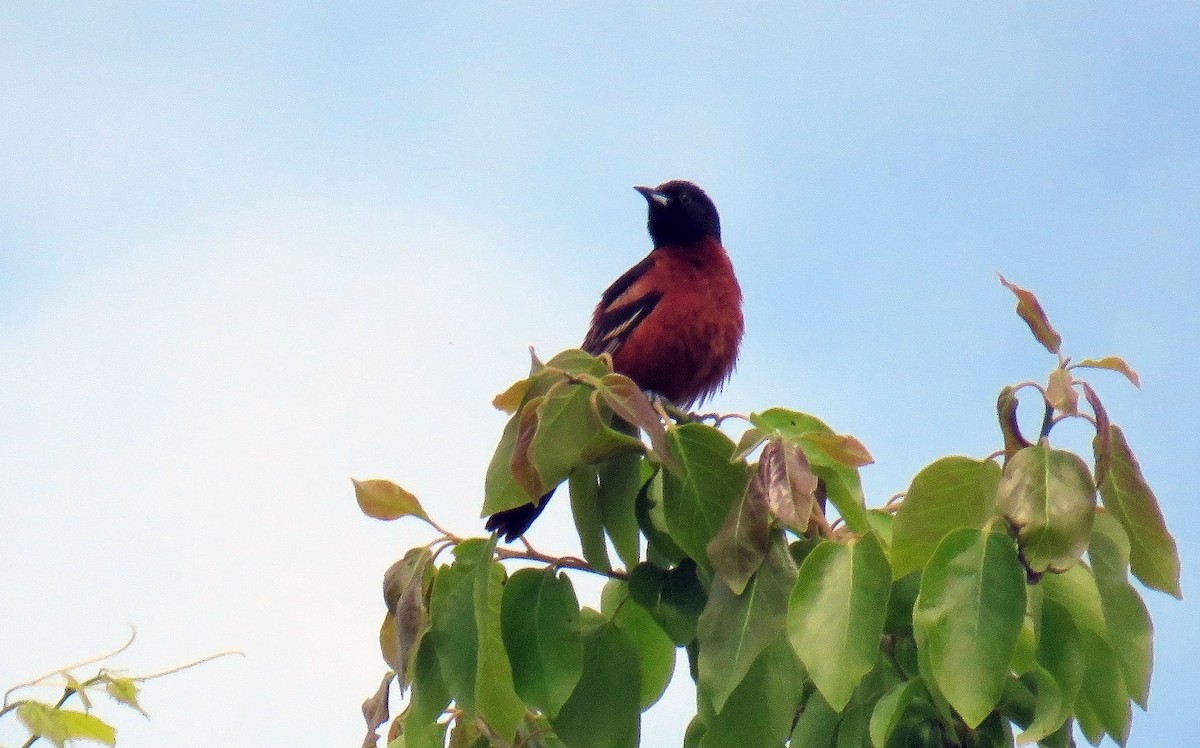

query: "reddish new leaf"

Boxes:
[996, 386, 1031, 458]
[1046, 369, 1078, 415]
[1079, 381, 1111, 486]
[1073, 356, 1141, 388]
[594, 372, 680, 474]
[760, 438, 818, 533]
[998, 274, 1062, 354]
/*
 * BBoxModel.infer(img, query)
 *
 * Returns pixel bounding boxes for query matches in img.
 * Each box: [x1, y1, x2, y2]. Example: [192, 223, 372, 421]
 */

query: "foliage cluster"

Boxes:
[358, 278, 1180, 748]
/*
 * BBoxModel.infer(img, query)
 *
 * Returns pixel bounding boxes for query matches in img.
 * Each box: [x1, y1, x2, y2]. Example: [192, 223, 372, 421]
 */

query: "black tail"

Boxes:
[485, 488, 555, 542]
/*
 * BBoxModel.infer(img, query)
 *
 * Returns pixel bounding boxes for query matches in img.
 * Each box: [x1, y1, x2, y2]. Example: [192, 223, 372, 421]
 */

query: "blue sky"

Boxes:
[2, 4, 1196, 746]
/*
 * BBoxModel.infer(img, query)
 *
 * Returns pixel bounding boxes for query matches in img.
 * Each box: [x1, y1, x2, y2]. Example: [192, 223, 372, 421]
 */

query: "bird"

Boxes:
[485, 180, 744, 541]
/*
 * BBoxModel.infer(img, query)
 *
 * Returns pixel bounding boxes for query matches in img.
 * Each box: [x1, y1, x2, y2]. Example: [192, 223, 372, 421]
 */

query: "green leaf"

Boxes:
[353, 478, 430, 522]
[662, 423, 751, 571]
[628, 559, 707, 646]
[891, 456, 1001, 578]
[788, 532, 892, 711]
[602, 580, 676, 710]
[597, 448, 644, 570]
[428, 552, 481, 712]
[706, 469, 770, 595]
[1035, 598, 1084, 729]
[1041, 565, 1132, 746]
[1072, 356, 1141, 388]
[473, 537, 524, 742]
[698, 537, 798, 712]
[403, 641, 451, 748]
[790, 688, 841, 747]
[501, 568, 583, 718]
[635, 466, 686, 566]
[699, 636, 805, 748]
[913, 526, 1026, 728]
[17, 703, 116, 748]
[996, 445, 1096, 573]
[568, 466, 612, 574]
[998, 274, 1062, 354]
[103, 675, 147, 717]
[483, 407, 539, 515]
[868, 679, 922, 748]
[1096, 424, 1181, 598]
[1014, 666, 1066, 745]
[1089, 515, 1153, 708]
[543, 348, 612, 377]
[551, 611, 641, 748]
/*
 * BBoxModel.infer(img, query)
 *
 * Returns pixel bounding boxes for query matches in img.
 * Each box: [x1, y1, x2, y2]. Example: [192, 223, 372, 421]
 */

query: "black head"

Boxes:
[634, 180, 721, 247]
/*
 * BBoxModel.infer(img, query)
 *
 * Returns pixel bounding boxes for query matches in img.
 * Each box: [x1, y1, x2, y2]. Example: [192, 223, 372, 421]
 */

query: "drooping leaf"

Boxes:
[790, 687, 841, 747]
[868, 679, 923, 748]
[749, 409, 872, 533]
[568, 466, 612, 574]
[760, 437, 818, 534]
[550, 611, 641, 748]
[472, 538, 524, 742]
[362, 673, 394, 748]
[996, 385, 1032, 459]
[403, 640, 451, 748]
[996, 445, 1096, 574]
[998, 274, 1062, 354]
[428, 553, 481, 713]
[662, 423, 752, 571]
[1088, 515, 1153, 708]
[602, 580, 676, 709]
[381, 547, 434, 686]
[596, 447, 644, 569]
[1078, 381, 1111, 486]
[1041, 565, 1132, 746]
[501, 568, 583, 718]
[707, 465, 771, 595]
[698, 636, 805, 748]
[1073, 356, 1141, 388]
[787, 532, 892, 711]
[593, 372, 679, 474]
[698, 537, 798, 713]
[483, 406, 538, 515]
[1035, 599, 1084, 739]
[1014, 666, 1067, 745]
[913, 526, 1026, 728]
[354, 478, 430, 522]
[635, 466, 686, 566]
[1095, 424, 1181, 598]
[891, 456, 1001, 579]
[628, 559, 707, 646]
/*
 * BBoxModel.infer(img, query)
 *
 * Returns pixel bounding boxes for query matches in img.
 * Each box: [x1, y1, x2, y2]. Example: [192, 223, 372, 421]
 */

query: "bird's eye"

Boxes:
[678, 192, 691, 204]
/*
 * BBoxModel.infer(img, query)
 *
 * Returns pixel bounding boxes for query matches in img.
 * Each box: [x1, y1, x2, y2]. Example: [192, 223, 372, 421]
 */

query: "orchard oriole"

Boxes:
[486, 180, 744, 540]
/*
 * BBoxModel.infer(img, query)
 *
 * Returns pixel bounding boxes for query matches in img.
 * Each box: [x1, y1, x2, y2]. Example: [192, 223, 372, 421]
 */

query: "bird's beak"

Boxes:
[634, 185, 670, 207]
